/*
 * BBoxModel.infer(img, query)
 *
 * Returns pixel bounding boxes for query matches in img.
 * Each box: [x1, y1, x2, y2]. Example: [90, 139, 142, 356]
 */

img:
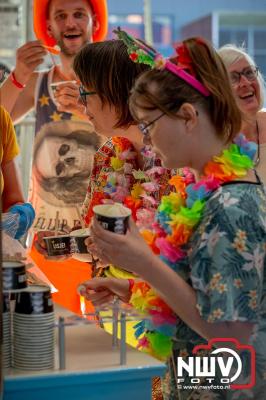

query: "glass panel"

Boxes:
[107, 14, 173, 57]
[219, 30, 232, 47]
[254, 30, 266, 50]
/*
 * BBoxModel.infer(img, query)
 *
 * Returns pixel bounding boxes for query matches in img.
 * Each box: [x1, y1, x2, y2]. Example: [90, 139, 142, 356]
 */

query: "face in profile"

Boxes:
[47, 0, 94, 56]
[80, 92, 120, 137]
[228, 57, 261, 116]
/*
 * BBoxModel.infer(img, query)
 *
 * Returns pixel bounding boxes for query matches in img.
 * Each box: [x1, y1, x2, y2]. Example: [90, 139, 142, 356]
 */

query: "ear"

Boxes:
[46, 20, 54, 38]
[93, 18, 100, 35]
[178, 103, 198, 132]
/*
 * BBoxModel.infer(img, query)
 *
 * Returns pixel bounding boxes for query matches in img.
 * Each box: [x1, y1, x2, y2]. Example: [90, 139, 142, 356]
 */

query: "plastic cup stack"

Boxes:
[3, 293, 12, 369]
[13, 285, 55, 371]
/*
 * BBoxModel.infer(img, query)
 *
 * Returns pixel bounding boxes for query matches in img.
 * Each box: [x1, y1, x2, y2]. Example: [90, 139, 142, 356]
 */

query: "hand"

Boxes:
[34, 230, 71, 261]
[89, 217, 155, 277]
[77, 277, 131, 306]
[7, 203, 35, 239]
[54, 82, 88, 120]
[14, 40, 47, 85]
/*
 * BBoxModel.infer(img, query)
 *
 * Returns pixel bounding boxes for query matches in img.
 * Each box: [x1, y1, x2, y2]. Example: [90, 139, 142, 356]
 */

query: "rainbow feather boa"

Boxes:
[130, 134, 257, 360]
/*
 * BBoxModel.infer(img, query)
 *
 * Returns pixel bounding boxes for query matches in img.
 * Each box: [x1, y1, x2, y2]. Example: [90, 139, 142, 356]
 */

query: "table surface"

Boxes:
[5, 304, 164, 378]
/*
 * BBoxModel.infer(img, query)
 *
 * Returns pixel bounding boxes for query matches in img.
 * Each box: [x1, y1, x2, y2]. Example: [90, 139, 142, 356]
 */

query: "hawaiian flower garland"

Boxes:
[82, 136, 179, 355]
[129, 134, 257, 359]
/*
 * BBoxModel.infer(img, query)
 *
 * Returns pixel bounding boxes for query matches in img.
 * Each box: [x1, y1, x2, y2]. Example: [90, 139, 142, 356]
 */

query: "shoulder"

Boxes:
[201, 182, 266, 237]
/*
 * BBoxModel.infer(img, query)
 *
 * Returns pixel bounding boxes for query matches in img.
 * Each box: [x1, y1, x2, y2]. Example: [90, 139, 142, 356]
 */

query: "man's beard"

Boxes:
[57, 37, 88, 57]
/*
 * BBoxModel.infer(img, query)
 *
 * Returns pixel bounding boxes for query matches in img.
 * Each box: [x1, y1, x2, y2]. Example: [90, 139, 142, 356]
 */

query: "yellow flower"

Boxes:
[131, 183, 143, 199]
[213, 273, 222, 282]
[110, 157, 124, 171]
[207, 315, 215, 323]
[209, 280, 218, 291]
[232, 238, 247, 252]
[236, 230, 247, 240]
[212, 308, 225, 320]
[233, 279, 243, 288]
[218, 283, 227, 293]
[248, 290, 257, 299]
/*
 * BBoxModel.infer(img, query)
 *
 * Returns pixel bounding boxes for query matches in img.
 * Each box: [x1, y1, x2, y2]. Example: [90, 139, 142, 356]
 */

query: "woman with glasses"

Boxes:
[73, 39, 174, 256]
[218, 45, 266, 184]
[79, 35, 266, 400]
[73, 39, 177, 399]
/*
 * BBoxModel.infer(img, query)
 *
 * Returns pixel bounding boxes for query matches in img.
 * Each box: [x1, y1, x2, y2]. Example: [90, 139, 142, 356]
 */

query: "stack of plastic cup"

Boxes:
[13, 285, 55, 371]
[3, 293, 12, 369]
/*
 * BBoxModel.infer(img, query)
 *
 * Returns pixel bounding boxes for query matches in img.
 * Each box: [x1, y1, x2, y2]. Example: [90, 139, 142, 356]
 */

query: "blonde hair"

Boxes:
[218, 44, 265, 109]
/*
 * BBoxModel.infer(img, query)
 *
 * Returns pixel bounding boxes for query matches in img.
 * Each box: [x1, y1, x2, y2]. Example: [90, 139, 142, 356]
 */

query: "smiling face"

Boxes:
[47, 0, 94, 56]
[228, 57, 261, 117]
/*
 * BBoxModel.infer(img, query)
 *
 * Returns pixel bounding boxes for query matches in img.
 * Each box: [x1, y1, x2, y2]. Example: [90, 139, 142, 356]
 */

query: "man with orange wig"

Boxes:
[0, 0, 108, 314]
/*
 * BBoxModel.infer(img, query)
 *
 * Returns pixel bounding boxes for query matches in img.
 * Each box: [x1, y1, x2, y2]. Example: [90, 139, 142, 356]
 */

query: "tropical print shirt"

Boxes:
[163, 181, 266, 400]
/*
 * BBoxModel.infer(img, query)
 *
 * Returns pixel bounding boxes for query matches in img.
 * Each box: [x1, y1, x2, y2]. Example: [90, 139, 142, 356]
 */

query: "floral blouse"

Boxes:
[82, 137, 172, 226]
[163, 181, 266, 400]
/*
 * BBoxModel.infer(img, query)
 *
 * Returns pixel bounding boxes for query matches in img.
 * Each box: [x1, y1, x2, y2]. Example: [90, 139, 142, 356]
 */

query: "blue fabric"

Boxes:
[8, 203, 35, 239]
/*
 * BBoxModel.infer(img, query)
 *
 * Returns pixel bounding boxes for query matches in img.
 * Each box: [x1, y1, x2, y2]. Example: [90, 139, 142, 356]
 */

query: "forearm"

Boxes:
[0, 77, 23, 114]
[140, 255, 253, 342]
[0, 72, 36, 120]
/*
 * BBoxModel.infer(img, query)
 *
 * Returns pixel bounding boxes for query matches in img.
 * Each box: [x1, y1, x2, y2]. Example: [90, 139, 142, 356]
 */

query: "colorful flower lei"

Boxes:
[82, 136, 180, 355]
[129, 134, 257, 359]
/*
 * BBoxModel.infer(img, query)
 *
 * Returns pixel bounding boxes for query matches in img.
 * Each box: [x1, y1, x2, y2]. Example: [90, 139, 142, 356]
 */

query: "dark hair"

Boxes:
[73, 40, 150, 128]
[130, 37, 242, 141]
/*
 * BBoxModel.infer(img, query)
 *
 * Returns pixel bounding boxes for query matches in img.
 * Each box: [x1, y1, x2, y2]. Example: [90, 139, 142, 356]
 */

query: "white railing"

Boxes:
[15, 116, 35, 198]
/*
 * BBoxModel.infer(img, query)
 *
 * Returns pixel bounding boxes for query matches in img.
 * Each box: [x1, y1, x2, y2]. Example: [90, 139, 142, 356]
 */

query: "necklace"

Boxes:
[255, 120, 260, 167]
[129, 134, 257, 360]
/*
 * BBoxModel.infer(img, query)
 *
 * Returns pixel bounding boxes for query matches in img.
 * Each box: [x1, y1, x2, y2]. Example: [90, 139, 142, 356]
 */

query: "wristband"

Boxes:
[128, 279, 135, 294]
[10, 71, 26, 89]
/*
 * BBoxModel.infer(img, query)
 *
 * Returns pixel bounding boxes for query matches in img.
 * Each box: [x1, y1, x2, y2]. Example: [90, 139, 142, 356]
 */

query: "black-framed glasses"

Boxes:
[138, 112, 166, 137]
[230, 66, 259, 86]
[79, 86, 96, 107]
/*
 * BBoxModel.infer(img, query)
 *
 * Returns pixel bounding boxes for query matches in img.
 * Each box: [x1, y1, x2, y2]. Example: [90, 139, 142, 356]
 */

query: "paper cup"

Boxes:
[70, 228, 91, 262]
[93, 203, 131, 234]
[2, 261, 27, 292]
[44, 235, 71, 256]
[15, 285, 54, 314]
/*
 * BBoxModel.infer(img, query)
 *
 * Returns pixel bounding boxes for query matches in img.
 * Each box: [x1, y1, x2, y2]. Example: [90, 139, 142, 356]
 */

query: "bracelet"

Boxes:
[10, 71, 26, 89]
[128, 279, 135, 295]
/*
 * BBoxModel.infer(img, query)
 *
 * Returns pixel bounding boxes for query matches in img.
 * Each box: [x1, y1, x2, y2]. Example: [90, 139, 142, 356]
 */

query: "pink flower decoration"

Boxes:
[110, 186, 129, 202]
[141, 182, 160, 192]
[193, 175, 220, 192]
[146, 166, 166, 176]
[156, 237, 185, 263]
[140, 194, 157, 206]
[149, 309, 177, 325]
[123, 163, 133, 174]
[136, 208, 156, 228]
[137, 337, 150, 349]
[119, 149, 136, 160]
